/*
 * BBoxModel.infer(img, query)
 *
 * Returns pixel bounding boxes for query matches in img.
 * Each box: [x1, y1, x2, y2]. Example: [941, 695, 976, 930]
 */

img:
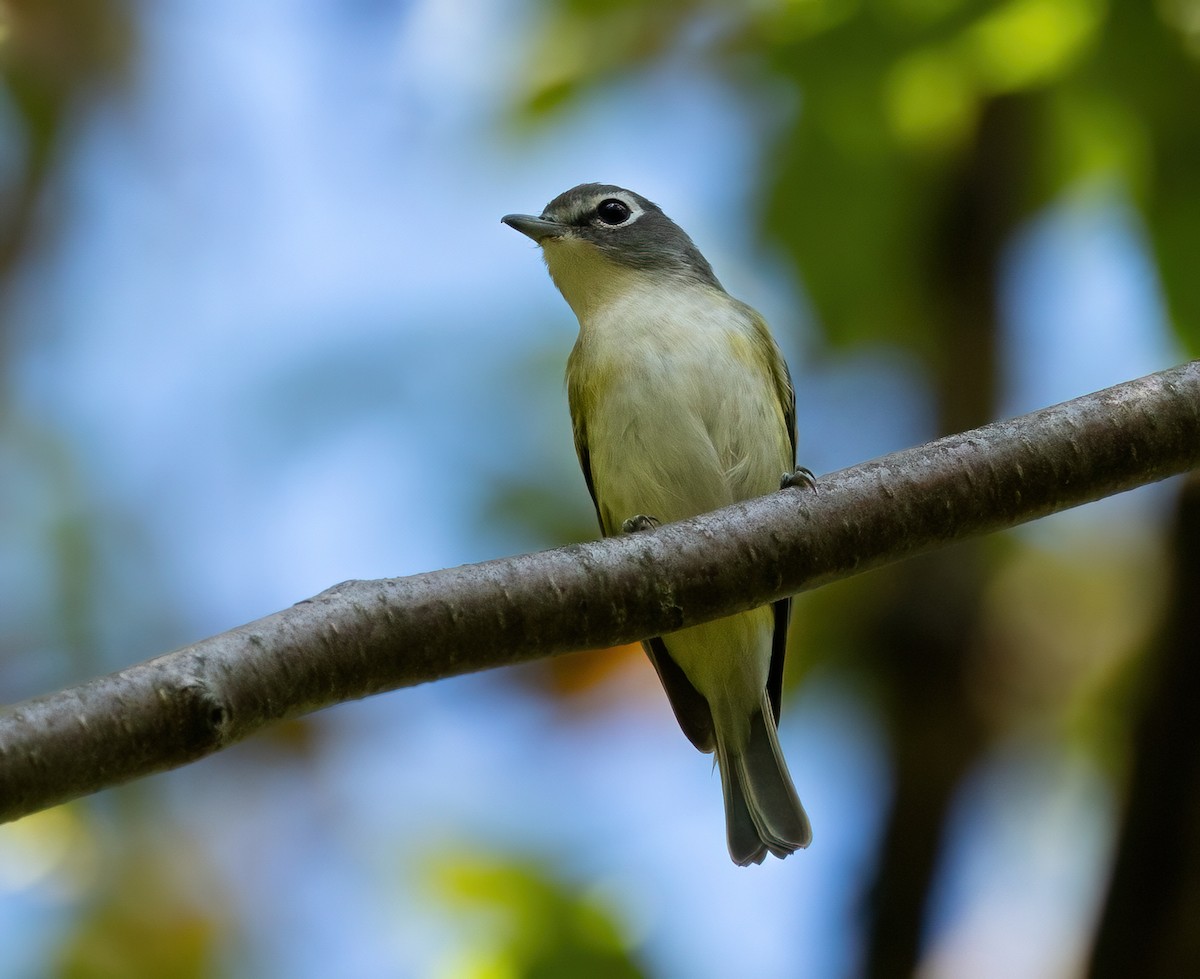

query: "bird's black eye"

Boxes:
[596, 198, 632, 225]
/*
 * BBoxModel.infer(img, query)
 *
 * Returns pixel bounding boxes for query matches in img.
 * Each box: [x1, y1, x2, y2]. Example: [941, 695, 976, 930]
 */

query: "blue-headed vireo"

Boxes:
[503, 183, 813, 866]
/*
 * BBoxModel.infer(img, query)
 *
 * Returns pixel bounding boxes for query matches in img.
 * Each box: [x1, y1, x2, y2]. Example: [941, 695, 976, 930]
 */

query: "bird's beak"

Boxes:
[502, 213, 567, 243]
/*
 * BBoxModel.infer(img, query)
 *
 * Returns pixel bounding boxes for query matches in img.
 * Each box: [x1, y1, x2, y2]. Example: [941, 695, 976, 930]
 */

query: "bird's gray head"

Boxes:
[502, 184, 722, 298]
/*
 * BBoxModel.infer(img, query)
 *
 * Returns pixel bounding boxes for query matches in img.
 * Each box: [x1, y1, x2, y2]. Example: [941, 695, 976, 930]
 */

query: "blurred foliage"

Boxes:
[2, 7, 225, 978]
[429, 852, 647, 979]
[52, 841, 222, 979]
[507, 0, 1193, 717]
[54, 876, 219, 979]
[514, 0, 1200, 355]
[498, 0, 1199, 696]
[0, 806, 224, 979]
[1088, 472, 1200, 978]
[0, 806, 96, 898]
[0, 0, 145, 694]
[510, 642, 649, 705]
[0, 0, 131, 279]
[505, 0, 1199, 975]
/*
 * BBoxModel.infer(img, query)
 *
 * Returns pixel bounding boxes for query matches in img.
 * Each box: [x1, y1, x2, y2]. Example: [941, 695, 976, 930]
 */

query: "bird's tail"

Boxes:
[717, 691, 812, 866]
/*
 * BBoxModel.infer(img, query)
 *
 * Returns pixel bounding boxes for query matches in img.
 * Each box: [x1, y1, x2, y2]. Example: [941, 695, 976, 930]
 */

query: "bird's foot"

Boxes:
[621, 514, 661, 533]
[780, 466, 818, 493]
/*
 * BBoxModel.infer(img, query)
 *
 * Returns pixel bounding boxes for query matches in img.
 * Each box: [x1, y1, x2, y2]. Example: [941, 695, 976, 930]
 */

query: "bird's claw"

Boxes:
[622, 514, 661, 533]
[781, 467, 818, 493]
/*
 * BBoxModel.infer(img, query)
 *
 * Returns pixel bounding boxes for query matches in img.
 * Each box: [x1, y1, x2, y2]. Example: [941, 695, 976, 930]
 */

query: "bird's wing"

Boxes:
[767, 598, 792, 726]
[770, 353, 797, 724]
[644, 637, 716, 753]
[756, 311, 797, 468]
[748, 308, 798, 726]
[566, 367, 607, 536]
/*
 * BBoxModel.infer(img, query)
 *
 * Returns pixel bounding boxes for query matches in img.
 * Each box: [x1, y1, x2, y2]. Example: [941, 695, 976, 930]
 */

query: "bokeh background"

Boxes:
[1, 0, 1197, 976]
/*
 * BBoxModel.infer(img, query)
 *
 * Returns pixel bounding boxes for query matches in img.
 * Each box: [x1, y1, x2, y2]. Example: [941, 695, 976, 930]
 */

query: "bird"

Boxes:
[502, 183, 813, 865]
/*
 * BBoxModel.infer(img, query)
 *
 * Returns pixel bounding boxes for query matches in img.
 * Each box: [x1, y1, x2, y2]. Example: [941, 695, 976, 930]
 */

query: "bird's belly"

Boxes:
[586, 368, 785, 531]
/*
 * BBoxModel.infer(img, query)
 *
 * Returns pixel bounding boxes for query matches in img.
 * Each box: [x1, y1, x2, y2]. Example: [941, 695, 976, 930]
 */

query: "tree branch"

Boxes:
[2, 362, 1198, 822]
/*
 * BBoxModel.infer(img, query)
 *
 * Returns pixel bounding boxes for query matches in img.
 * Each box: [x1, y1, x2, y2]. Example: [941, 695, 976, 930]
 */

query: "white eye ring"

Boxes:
[596, 198, 633, 225]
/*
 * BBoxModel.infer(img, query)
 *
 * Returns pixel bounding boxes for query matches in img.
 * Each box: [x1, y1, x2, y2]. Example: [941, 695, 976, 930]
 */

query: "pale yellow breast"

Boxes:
[568, 277, 790, 534]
